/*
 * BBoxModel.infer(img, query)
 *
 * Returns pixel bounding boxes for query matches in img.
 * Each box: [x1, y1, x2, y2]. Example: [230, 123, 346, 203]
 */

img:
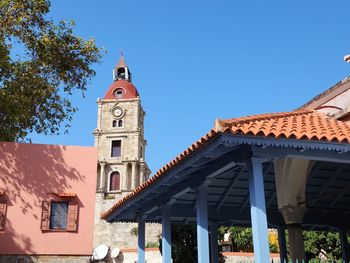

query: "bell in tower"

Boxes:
[113, 50, 132, 82]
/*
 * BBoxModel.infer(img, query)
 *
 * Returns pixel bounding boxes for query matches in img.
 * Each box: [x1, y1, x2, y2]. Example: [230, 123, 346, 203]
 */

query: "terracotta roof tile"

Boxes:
[49, 192, 77, 197]
[215, 110, 350, 143]
[101, 110, 350, 220]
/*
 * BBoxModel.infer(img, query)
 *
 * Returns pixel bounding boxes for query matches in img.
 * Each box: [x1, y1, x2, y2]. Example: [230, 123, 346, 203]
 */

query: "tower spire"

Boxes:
[113, 50, 131, 82]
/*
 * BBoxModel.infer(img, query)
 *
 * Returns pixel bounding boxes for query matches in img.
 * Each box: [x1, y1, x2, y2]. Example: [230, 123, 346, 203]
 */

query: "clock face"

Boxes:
[112, 107, 124, 118]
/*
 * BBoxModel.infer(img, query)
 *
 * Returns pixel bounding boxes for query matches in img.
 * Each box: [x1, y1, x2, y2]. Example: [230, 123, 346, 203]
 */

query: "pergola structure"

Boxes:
[102, 109, 350, 262]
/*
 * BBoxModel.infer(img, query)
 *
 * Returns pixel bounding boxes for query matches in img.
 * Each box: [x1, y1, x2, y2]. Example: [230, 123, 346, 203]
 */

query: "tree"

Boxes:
[171, 224, 197, 263]
[218, 226, 279, 253]
[304, 230, 342, 261]
[0, 0, 103, 141]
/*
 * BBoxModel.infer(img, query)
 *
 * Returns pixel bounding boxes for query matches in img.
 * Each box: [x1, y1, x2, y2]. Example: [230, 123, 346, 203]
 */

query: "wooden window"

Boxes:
[109, 171, 121, 191]
[111, 140, 121, 157]
[66, 203, 78, 231]
[41, 201, 50, 231]
[41, 200, 78, 232]
[0, 200, 7, 230]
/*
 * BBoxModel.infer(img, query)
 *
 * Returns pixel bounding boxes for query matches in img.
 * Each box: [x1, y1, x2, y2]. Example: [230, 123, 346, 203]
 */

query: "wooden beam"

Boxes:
[216, 165, 245, 212]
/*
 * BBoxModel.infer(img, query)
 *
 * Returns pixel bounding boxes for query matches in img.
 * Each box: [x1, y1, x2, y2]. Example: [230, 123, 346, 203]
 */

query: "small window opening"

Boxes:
[115, 89, 123, 99]
[111, 140, 121, 157]
[140, 146, 143, 159]
[112, 120, 117, 127]
[118, 120, 123, 127]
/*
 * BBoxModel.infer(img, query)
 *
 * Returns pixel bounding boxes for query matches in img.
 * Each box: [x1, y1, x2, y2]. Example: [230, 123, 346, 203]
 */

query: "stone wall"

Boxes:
[93, 193, 161, 249]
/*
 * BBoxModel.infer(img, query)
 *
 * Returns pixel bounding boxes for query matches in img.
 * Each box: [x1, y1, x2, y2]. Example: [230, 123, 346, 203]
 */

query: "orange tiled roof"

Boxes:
[101, 110, 350, 220]
[215, 110, 350, 143]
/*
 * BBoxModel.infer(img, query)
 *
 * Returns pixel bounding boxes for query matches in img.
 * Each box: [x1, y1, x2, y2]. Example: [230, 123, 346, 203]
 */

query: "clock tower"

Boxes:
[93, 53, 155, 248]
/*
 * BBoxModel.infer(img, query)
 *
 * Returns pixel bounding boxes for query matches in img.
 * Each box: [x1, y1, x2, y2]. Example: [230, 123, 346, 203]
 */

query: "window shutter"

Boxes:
[0, 200, 7, 230]
[41, 201, 50, 231]
[67, 203, 78, 231]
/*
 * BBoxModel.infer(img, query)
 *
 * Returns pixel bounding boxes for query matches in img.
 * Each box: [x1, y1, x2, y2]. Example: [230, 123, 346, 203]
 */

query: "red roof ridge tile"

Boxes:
[214, 110, 312, 132]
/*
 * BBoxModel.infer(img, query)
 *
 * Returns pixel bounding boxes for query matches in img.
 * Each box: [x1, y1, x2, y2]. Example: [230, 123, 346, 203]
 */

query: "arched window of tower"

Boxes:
[116, 68, 126, 80]
[109, 171, 120, 191]
[115, 89, 123, 99]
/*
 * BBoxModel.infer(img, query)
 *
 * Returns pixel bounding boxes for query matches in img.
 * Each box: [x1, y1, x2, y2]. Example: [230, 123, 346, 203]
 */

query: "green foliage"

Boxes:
[304, 230, 342, 261]
[168, 224, 226, 263]
[130, 226, 138, 236]
[219, 226, 280, 253]
[219, 226, 254, 252]
[269, 241, 278, 253]
[145, 241, 159, 248]
[231, 227, 254, 252]
[171, 224, 197, 263]
[0, 0, 103, 141]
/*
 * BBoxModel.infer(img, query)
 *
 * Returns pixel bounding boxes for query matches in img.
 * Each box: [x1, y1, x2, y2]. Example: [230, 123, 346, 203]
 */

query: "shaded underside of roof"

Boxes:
[103, 142, 350, 229]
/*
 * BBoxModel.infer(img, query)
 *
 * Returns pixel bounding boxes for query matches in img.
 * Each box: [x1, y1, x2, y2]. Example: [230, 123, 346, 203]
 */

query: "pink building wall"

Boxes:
[0, 142, 97, 255]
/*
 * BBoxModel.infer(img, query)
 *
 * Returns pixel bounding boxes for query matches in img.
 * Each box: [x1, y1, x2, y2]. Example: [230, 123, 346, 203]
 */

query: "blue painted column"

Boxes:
[138, 217, 145, 263]
[162, 206, 172, 263]
[196, 186, 210, 263]
[248, 157, 270, 262]
[278, 226, 287, 263]
[210, 222, 219, 263]
[340, 229, 349, 263]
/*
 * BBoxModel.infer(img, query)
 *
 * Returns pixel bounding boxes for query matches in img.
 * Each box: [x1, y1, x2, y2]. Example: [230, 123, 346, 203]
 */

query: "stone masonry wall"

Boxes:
[93, 193, 161, 249]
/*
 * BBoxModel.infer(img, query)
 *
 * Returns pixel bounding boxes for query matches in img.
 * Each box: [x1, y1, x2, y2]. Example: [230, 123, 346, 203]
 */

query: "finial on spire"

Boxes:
[116, 50, 127, 69]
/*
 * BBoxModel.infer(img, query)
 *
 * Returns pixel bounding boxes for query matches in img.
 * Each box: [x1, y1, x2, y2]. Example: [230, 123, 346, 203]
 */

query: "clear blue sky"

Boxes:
[31, 0, 350, 174]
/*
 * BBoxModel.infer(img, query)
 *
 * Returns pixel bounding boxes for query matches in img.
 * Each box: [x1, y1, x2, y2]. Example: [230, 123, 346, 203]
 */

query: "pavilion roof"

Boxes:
[101, 109, 350, 220]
